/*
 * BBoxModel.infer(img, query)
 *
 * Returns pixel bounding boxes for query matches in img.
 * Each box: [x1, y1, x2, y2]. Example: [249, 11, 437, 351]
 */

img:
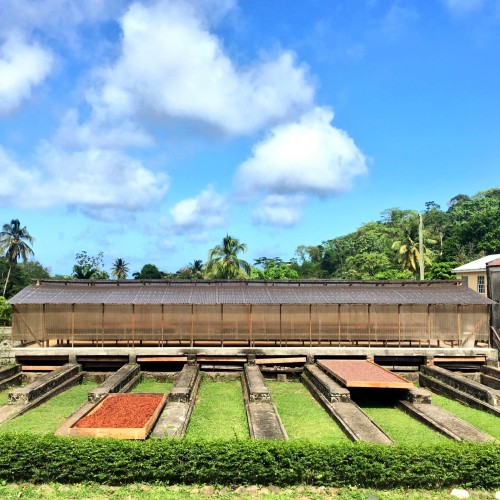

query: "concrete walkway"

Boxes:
[398, 400, 496, 442]
[302, 364, 394, 444]
[0, 364, 83, 425]
[243, 365, 287, 440]
[151, 364, 201, 438]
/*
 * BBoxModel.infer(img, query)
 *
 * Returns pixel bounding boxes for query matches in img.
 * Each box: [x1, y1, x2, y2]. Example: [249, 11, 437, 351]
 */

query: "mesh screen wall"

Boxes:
[10, 302, 491, 347]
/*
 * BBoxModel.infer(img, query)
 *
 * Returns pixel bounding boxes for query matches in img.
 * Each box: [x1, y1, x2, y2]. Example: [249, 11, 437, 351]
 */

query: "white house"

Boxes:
[452, 254, 500, 295]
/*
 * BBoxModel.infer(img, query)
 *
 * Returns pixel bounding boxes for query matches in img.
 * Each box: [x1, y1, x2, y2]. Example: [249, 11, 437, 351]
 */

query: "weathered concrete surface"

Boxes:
[398, 401, 496, 442]
[420, 372, 500, 417]
[0, 365, 83, 425]
[54, 401, 95, 436]
[420, 365, 500, 406]
[481, 366, 500, 390]
[0, 365, 21, 391]
[88, 364, 140, 403]
[302, 373, 393, 445]
[12, 346, 500, 364]
[244, 365, 271, 402]
[168, 364, 199, 403]
[246, 400, 288, 440]
[242, 366, 287, 440]
[151, 364, 201, 438]
[405, 387, 432, 404]
[303, 364, 350, 402]
[9, 363, 81, 403]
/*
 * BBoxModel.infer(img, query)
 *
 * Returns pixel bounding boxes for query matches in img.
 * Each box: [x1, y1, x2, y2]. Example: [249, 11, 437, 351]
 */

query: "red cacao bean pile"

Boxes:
[320, 360, 404, 383]
[75, 394, 164, 429]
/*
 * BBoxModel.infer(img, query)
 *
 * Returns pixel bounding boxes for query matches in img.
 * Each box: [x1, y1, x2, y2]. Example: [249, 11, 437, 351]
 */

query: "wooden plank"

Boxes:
[22, 365, 61, 372]
[136, 356, 188, 362]
[431, 357, 485, 364]
[196, 356, 247, 362]
[255, 357, 307, 365]
[318, 359, 413, 389]
[69, 393, 167, 440]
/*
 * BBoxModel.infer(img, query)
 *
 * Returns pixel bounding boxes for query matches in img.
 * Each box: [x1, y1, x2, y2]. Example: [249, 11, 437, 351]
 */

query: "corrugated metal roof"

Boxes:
[452, 254, 500, 273]
[8, 279, 495, 306]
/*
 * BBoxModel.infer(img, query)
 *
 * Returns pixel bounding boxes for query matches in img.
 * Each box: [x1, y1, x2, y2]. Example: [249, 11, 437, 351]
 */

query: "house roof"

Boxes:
[486, 259, 500, 267]
[452, 254, 500, 273]
[8, 279, 494, 306]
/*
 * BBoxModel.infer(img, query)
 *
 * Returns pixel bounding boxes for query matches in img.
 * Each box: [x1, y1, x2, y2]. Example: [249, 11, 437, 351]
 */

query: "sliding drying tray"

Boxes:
[69, 393, 167, 440]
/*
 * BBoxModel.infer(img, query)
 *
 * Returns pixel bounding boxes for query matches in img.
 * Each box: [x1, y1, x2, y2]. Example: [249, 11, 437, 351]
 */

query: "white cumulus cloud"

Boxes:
[252, 194, 306, 227]
[170, 186, 227, 235]
[236, 107, 367, 197]
[88, 0, 313, 135]
[0, 145, 168, 217]
[0, 32, 53, 115]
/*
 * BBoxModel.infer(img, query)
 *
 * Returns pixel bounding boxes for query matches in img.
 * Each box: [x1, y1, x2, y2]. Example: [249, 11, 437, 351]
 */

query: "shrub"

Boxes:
[0, 435, 498, 488]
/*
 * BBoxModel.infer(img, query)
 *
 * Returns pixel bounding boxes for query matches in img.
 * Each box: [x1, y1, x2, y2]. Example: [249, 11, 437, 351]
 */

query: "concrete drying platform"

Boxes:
[88, 364, 140, 403]
[303, 365, 350, 402]
[151, 364, 201, 438]
[0, 365, 22, 391]
[0, 363, 83, 425]
[420, 365, 500, 417]
[302, 364, 394, 444]
[56, 364, 141, 436]
[481, 365, 500, 390]
[243, 365, 287, 440]
[398, 401, 496, 442]
[318, 359, 413, 389]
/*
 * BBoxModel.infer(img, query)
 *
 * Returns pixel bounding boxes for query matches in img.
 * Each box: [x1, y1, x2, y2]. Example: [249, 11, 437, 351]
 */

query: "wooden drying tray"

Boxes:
[318, 359, 413, 389]
[68, 393, 167, 440]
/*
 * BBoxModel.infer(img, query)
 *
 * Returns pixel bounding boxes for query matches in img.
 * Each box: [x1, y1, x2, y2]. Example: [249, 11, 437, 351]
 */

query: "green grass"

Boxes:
[267, 380, 349, 443]
[185, 378, 248, 440]
[131, 378, 173, 393]
[0, 484, 496, 499]
[0, 381, 95, 435]
[430, 392, 500, 440]
[0, 389, 10, 405]
[357, 397, 449, 445]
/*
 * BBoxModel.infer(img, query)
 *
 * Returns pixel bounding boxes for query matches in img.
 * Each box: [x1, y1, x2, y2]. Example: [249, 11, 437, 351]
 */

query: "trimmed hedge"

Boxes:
[0, 434, 498, 488]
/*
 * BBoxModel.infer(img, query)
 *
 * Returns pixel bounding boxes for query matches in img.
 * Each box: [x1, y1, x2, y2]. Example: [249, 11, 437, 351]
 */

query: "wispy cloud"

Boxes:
[0, 32, 53, 115]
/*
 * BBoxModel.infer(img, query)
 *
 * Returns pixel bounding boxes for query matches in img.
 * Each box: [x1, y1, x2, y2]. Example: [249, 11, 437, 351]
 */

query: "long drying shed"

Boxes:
[8, 279, 497, 368]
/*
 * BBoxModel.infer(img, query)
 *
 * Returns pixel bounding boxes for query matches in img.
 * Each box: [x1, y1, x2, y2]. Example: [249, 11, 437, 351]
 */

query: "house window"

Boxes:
[477, 275, 485, 294]
[462, 276, 469, 287]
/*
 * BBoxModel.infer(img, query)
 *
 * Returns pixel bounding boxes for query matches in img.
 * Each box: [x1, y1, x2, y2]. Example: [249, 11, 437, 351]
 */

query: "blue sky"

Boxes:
[1, 0, 499, 276]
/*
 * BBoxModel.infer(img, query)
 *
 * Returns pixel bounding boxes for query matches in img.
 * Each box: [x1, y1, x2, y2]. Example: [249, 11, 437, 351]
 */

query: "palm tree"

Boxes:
[189, 259, 204, 279]
[0, 219, 34, 296]
[205, 235, 251, 279]
[391, 214, 435, 279]
[111, 258, 130, 279]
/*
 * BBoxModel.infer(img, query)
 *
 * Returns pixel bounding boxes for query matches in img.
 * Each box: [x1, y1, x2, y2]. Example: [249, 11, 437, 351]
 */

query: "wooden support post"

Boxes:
[309, 303, 312, 347]
[368, 304, 371, 348]
[398, 304, 401, 348]
[338, 304, 341, 347]
[249, 304, 253, 347]
[190, 304, 194, 348]
[132, 304, 136, 348]
[71, 303, 75, 348]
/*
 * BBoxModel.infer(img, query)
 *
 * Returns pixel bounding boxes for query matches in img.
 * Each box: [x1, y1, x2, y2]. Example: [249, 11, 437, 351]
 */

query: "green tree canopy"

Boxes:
[133, 264, 163, 279]
[205, 235, 251, 279]
[111, 258, 130, 280]
[0, 219, 35, 296]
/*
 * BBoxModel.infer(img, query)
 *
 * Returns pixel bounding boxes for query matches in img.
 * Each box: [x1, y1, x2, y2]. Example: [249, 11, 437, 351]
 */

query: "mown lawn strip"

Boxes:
[430, 392, 500, 440]
[185, 378, 248, 440]
[131, 378, 173, 394]
[267, 380, 349, 443]
[0, 381, 95, 435]
[357, 399, 449, 445]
